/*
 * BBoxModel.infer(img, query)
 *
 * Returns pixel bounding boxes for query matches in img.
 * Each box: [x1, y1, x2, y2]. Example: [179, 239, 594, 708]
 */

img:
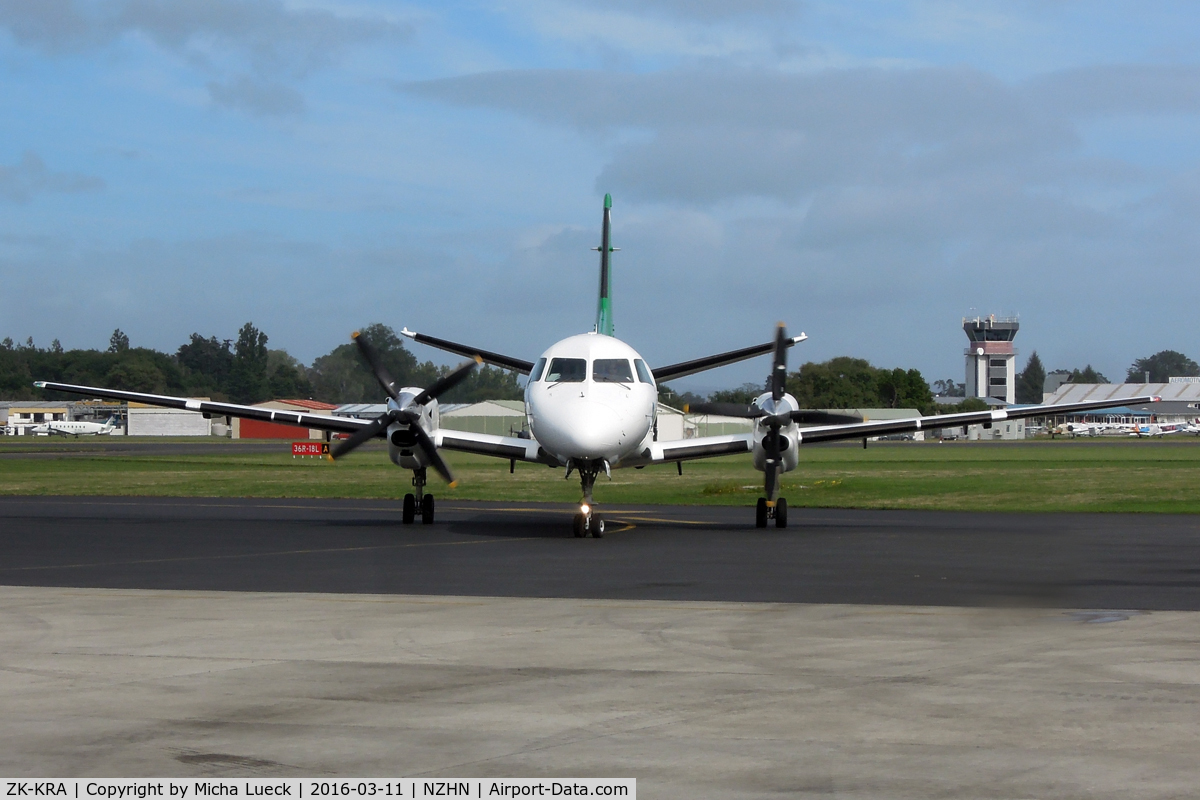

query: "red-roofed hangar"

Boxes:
[232, 400, 340, 439]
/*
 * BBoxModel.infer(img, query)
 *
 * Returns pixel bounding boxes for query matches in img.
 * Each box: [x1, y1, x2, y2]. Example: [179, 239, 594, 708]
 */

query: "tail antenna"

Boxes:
[592, 193, 619, 336]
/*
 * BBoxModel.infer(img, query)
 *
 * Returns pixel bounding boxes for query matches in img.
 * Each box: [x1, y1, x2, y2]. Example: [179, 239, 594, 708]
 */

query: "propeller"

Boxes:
[684, 323, 862, 501]
[329, 331, 480, 487]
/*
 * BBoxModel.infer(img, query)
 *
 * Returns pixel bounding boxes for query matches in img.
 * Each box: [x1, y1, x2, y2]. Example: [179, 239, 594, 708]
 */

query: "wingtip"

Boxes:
[350, 331, 360, 340]
[33, 381, 46, 388]
[448, 480, 459, 489]
[474, 355, 484, 364]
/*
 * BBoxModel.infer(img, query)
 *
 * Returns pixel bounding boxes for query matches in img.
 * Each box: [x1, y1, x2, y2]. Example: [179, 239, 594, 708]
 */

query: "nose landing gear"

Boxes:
[402, 467, 435, 524]
[570, 461, 605, 538]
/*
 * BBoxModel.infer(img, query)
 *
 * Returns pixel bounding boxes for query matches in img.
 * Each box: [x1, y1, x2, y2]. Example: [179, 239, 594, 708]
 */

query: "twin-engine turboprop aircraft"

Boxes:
[30, 417, 118, 437]
[36, 195, 1158, 534]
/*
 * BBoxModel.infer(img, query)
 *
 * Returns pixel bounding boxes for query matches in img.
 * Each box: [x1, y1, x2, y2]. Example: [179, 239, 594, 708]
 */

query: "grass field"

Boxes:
[2, 437, 1199, 512]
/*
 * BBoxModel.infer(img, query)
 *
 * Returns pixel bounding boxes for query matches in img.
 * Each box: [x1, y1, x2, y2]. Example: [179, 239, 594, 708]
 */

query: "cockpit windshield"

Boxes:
[546, 358, 586, 383]
[530, 358, 547, 382]
[593, 359, 634, 383]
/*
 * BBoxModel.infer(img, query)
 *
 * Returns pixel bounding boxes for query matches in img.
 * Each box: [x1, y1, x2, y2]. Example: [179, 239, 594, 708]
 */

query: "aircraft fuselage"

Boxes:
[525, 332, 658, 465]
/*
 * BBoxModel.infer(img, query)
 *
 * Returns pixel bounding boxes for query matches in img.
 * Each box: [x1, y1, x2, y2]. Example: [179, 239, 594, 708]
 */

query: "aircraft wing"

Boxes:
[652, 334, 808, 383]
[434, 429, 561, 466]
[619, 432, 754, 467]
[33, 381, 371, 436]
[797, 395, 1161, 445]
[400, 328, 534, 375]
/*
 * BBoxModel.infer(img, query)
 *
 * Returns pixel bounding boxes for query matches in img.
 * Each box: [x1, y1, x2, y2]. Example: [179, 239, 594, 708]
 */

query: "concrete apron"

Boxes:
[2, 586, 1198, 798]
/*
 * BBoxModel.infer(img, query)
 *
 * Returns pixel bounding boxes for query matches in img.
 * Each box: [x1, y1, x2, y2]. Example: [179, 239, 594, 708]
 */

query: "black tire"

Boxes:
[775, 497, 788, 529]
[573, 513, 586, 538]
[421, 494, 435, 524]
[590, 515, 605, 538]
[756, 497, 768, 528]
[402, 494, 416, 525]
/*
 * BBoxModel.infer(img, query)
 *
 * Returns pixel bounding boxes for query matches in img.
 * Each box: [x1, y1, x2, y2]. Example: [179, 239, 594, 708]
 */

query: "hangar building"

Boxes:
[1041, 381, 1200, 423]
[1, 401, 69, 435]
[127, 401, 212, 436]
[230, 399, 340, 439]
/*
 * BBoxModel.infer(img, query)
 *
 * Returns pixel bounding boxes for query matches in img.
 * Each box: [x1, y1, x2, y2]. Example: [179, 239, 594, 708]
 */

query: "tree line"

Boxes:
[2, 323, 522, 405]
[663, 356, 945, 415]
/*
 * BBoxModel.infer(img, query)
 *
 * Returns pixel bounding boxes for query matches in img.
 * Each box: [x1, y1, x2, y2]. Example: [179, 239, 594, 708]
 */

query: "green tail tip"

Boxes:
[604, 193, 612, 209]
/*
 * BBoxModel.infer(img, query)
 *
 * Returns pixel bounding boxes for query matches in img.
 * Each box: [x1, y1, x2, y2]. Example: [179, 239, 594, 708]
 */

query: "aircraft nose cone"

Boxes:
[532, 397, 624, 459]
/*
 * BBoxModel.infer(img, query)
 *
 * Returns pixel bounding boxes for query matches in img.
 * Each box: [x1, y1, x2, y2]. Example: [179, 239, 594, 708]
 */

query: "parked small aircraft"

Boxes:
[30, 417, 119, 437]
[35, 196, 1159, 533]
[1131, 422, 1187, 437]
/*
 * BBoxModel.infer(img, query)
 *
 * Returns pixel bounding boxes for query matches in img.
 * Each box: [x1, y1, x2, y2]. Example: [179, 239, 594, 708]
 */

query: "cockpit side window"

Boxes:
[593, 359, 634, 383]
[634, 359, 654, 385]
[546, 357, 587, 383]
[530, 358, 547, 382]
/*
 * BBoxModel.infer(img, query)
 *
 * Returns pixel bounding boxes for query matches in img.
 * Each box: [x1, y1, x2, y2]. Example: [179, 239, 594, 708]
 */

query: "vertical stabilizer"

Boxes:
[592, 193, 618, 336]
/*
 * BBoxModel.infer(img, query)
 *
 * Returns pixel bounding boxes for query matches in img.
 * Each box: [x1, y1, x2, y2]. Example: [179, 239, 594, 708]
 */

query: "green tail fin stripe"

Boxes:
[595, 194, 615, 336]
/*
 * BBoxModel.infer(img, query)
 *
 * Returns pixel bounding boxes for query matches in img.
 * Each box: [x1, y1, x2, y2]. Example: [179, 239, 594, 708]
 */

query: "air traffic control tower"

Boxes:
[964, 315, 1019, 404]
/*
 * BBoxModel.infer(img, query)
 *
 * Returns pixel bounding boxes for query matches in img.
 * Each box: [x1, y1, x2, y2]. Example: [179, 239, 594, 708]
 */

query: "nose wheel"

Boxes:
[756, 497, 788, 528]
[570, 462, 605, 538]
[573, 510, 605, 538]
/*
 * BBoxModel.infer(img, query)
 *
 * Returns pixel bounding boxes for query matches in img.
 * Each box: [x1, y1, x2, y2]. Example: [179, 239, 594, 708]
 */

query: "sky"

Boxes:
[2, 0, 1199, 393]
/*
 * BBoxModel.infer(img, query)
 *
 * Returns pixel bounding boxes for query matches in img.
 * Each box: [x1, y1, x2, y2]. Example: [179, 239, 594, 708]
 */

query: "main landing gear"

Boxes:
[402, 467, 435, 524]
[569, 461, 605, 538]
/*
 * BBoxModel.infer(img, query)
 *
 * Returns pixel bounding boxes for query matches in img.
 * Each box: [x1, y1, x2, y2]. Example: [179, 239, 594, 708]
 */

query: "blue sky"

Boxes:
[2, 0, 1199, 393]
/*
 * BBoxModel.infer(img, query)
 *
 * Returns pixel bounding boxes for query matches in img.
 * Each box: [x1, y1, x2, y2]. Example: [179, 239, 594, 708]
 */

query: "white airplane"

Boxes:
[1053, 421, 1113, 437]
[35, 196, 1162, 534]
[1131, 421, 1187, 437]
[30, 417, 119, 437]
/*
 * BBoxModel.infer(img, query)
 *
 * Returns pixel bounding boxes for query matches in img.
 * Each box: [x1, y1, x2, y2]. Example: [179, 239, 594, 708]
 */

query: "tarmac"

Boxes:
[3, 496, 1200, 796]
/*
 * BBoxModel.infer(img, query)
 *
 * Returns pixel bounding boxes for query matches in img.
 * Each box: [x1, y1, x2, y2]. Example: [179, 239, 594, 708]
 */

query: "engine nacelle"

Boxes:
[387, 390, 440, 469]
[749, 391, 802, 475]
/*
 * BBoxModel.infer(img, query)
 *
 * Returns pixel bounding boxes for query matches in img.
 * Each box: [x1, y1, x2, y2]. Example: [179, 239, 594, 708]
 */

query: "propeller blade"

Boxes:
[329, 413, 392, 460]
[352, 331, 400, 402]
[412, 356, 482, 406]
[790, 410, 864, 425]
[683, 402, 765, 418]
[771, 322, 788, 403]
[409, 421, 458, 487]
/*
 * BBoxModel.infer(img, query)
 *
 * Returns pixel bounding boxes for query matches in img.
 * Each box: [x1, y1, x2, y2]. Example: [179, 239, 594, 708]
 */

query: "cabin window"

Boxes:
[593, 359, 634, 383]
[634, 359, 655, 385]
[530, 358, 547, 382]
[546, 358, 586, 383]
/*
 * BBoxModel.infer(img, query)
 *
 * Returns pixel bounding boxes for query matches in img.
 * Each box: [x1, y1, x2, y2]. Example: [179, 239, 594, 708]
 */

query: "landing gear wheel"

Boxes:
[573, 513, 587, 538]
[589, 515, 605, 538]
[775, 497, 788, 529]
[756, 498, 768, 528]
[402, 493, 416, 524]
[421, 494, 435, 524]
